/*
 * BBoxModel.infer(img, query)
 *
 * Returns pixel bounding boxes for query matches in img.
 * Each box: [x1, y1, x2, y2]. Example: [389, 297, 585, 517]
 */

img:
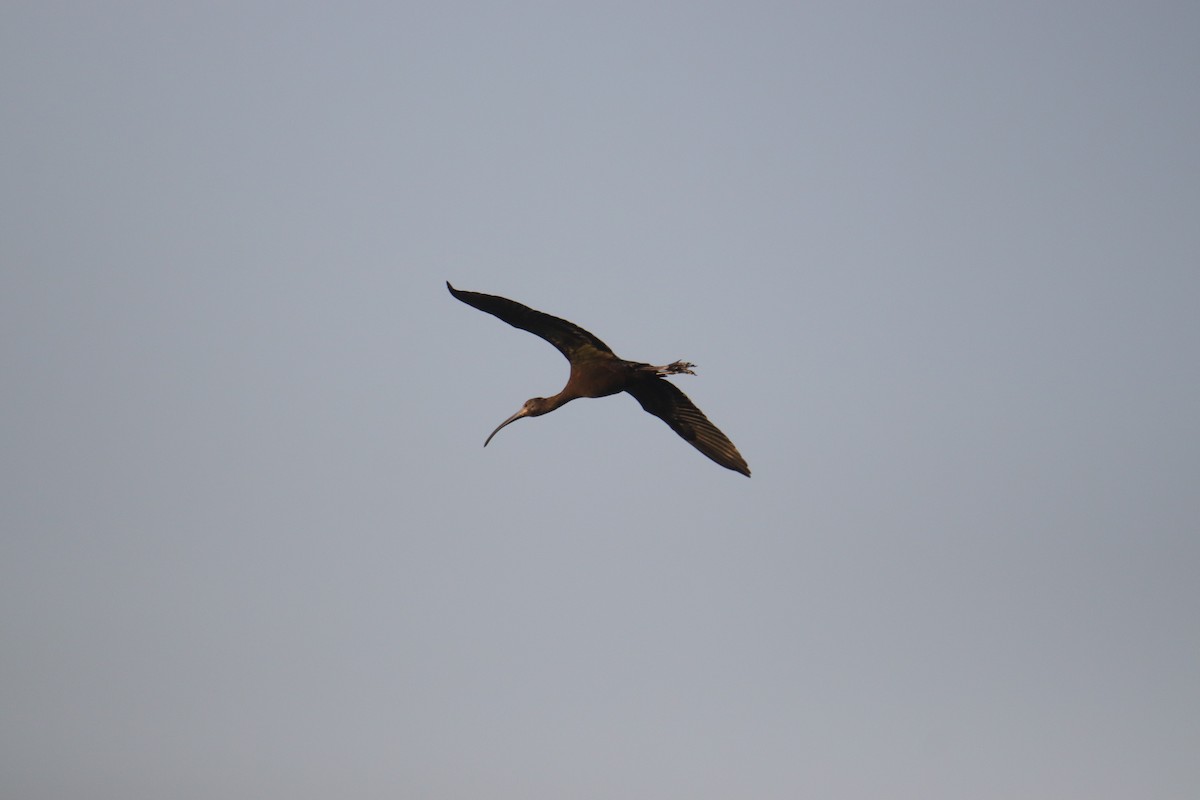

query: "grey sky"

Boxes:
[3, 2, 1198, 798]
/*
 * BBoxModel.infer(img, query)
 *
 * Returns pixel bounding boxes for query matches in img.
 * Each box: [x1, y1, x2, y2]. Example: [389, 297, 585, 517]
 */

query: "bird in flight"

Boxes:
[447, 282, 750, 476]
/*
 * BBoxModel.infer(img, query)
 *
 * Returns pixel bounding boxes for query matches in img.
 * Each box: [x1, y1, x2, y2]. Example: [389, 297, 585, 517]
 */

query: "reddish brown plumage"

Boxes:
[447, 282, 750, 476]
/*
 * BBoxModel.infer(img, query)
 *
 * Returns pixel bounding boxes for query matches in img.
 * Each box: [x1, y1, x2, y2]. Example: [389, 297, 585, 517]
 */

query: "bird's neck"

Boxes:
[535, 390, 578, 415]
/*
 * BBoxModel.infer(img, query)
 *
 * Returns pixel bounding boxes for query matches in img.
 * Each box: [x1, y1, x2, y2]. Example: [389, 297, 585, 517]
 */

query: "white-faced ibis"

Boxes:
[447, 282, 750, 476]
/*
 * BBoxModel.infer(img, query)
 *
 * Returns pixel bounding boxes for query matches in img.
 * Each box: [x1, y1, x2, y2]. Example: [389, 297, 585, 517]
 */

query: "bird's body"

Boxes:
[447, 282, 750, 476]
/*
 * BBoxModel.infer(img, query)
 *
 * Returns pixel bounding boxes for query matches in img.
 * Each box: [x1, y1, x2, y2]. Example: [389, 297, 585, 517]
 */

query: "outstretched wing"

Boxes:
[625, 378, 750, 476]
[447, 282, 613, 361]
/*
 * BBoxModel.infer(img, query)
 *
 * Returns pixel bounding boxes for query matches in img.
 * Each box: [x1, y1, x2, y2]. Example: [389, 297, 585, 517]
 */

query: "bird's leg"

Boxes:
[640, 360, 696, 377]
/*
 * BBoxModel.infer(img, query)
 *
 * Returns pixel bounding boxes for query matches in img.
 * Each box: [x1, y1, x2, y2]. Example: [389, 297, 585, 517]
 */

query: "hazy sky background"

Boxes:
[3, 2, 1198, 798]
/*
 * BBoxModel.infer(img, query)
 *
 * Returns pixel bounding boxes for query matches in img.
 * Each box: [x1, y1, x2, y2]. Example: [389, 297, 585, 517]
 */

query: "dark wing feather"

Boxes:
[625, 378, 751, 476]
[447, 282, 612, 360]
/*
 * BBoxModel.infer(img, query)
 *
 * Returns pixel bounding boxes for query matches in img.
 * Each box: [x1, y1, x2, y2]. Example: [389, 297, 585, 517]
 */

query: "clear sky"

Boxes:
[3, 2, 1198, 798]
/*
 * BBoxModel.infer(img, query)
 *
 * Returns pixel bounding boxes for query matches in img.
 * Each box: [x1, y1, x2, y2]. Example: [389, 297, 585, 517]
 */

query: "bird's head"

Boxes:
[483, 397, 554, 447]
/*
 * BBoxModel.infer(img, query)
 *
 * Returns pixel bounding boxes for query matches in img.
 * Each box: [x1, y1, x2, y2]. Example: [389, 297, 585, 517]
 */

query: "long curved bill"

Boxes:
[484, 408, 527, 447]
